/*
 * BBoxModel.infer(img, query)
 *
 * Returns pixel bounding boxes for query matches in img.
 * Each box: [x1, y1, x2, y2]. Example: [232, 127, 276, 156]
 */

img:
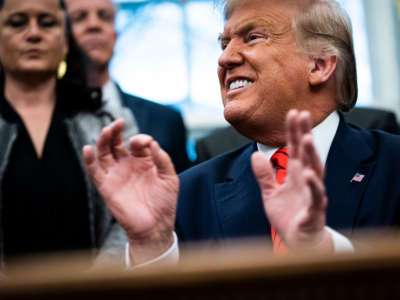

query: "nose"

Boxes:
[26, 20, 42, 43]
[86, 12, 102, 31]
[218, 39, 244, 70]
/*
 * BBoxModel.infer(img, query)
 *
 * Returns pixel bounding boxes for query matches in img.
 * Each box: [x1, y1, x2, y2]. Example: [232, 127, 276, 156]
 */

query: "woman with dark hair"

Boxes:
[0, 0, 137, 265]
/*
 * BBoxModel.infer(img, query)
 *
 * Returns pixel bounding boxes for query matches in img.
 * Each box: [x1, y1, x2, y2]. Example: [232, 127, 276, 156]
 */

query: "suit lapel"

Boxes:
[213, 117, 376, 239]
[325, 117, 375, 231]
[214, 143, 270, 240]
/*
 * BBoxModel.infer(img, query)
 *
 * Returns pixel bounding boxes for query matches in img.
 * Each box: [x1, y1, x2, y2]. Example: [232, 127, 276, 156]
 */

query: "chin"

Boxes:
[19, 67, 51, 74]
[15, 67, 56, 79]
[223, 104, 248, 127]
[88, 52, 111, 66]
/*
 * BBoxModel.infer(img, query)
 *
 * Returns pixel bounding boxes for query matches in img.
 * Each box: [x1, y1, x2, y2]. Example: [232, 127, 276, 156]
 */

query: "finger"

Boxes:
[82, 145, 105, 187]
[286, 109, 300, 158]
[290, 110, 312, 161]
[129, 134, 154, 157]
[298, 110, 312, 136]
[299, 133, 312, 168]
[96, 124, 115, 170]
[251, 151, 276, 194]
[304, 169, 327, 211]
[301, 134, 324, 179]
[109, 119, 129, 160]
[297, 110, 312, 167]
[150, 140, 177, 177]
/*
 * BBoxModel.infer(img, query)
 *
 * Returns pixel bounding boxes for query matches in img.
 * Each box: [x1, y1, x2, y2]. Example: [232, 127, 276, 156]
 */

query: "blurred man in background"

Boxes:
[66, 0, 191, 173]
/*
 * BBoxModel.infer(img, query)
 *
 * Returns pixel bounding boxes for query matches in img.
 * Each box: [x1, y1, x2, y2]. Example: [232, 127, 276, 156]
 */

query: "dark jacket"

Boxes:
[176, 116, 400, 244]
[120, 91, 191, 173]
[0, 83, 137, 266]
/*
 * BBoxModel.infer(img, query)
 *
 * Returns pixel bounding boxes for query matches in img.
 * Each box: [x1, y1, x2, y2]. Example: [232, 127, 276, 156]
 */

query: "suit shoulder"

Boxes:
[353, 123, 400, 145]
[370, 128, 400, 151]
[347, 123, 400, 155]
[121, 92, 182, 119]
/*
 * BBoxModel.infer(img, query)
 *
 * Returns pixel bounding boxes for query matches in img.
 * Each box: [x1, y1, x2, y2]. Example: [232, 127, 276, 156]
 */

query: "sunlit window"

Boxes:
[111, 2, 188, 103]
[339, 0, 373, 106]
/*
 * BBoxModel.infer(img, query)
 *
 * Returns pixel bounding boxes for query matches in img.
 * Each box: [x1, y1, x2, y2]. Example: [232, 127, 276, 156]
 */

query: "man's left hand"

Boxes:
[251, 110, 333, 252]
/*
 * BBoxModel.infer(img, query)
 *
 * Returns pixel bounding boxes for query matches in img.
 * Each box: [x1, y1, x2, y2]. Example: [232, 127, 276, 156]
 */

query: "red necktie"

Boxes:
[270, 147, 289, 254]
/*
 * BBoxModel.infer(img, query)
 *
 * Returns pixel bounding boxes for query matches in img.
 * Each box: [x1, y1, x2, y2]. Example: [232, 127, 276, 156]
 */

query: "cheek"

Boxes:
[217, 67, 226, 89]
[71, 25, 83, 39]
[0, 35, 14, 51]
[52, 36, 67, 57]
[107, 28, 117, 43]
[0, 37, 16, 63]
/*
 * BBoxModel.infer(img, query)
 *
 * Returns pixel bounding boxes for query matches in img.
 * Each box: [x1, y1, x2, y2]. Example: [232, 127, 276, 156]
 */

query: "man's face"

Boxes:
[66, 0, 116, 67]
[217, 0, 312, 142]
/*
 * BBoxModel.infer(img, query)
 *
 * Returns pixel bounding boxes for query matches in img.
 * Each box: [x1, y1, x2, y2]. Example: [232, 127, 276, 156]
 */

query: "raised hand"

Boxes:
[251, 110, 333, 252]
[83, 119, 179, 264]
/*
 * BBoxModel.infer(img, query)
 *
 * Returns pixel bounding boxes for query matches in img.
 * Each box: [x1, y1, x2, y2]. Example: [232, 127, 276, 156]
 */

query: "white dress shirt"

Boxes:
[102, 80, 123, 110]
[257, 111, 339, 165]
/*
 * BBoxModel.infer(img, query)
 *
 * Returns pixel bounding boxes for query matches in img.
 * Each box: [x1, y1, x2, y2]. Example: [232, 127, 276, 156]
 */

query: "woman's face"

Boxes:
[0, 0, 68, 78]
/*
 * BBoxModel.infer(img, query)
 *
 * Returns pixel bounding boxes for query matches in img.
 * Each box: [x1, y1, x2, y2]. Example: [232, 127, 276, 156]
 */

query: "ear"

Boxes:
[308, 56, 337, 86]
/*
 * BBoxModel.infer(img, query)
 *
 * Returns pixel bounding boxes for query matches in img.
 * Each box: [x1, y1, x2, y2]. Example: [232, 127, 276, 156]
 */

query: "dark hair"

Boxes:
[60, 0, 90, 88]
[0, 0, 101, 111]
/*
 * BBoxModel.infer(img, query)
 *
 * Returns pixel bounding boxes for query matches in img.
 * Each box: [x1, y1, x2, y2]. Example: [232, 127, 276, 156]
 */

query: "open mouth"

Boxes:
[229, 79, 253, 91]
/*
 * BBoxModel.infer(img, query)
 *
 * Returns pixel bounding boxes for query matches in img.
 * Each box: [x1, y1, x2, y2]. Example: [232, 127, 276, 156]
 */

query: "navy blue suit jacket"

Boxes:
[176, 116, 400, 243]
[120, 91, 191, 173]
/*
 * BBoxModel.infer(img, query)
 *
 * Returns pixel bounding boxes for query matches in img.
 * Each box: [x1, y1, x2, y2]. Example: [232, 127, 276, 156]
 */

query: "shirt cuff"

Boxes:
[325, 226, 354, 252]
[125, 231, 179, 268]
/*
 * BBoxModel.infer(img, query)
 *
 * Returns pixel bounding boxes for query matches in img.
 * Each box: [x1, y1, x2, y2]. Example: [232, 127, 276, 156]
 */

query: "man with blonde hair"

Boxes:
[83, 0, 400, 265]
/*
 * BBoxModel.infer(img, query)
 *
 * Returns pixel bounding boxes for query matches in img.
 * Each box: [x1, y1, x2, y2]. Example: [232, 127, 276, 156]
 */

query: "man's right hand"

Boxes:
[82, 119, 179, 265]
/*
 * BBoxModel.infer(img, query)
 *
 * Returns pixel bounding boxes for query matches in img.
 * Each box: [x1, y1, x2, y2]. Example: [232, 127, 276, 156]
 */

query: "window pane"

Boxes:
[111, 3, 188, 104]
[185, 2, 224, 110]
[340, 0, 373, 106]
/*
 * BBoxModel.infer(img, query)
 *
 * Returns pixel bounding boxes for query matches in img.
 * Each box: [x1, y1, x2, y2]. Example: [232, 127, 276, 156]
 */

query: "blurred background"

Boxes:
[110, 0, 400, 159]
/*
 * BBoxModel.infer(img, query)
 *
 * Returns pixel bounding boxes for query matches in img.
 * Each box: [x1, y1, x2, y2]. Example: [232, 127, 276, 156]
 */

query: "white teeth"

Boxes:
[229, 80, 253, 90]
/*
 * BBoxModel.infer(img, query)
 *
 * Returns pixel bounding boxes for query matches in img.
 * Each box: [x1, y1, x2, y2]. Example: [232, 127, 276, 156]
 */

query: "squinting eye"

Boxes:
[98, 10, 114, 22]
[247, 33, 264, 41]
[37, 14, 59, 28]
[39, 18, 57, 27]
[70, 12, 86, 23]
[220, 40, 229, 50]
[6, 16, 27, 28]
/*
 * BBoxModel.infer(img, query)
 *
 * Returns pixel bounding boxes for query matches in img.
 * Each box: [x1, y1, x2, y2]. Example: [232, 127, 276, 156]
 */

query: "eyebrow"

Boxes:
[218, 18, 274, 42]
[218, 32, 227, 42]
[7, 11, 59, 18]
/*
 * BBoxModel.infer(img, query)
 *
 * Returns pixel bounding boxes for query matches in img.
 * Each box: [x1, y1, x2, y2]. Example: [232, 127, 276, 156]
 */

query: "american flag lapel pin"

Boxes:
[350, 172, 365, 183]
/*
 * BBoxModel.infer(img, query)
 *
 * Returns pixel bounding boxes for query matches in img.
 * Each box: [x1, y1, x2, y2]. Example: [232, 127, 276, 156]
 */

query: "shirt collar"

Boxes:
[102, 80, 122, 107]
[257, 111, 339, 166]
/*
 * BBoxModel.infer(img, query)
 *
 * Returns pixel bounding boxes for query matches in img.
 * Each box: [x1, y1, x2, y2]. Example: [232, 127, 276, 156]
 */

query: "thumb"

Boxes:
[251, 151, 276, 194]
